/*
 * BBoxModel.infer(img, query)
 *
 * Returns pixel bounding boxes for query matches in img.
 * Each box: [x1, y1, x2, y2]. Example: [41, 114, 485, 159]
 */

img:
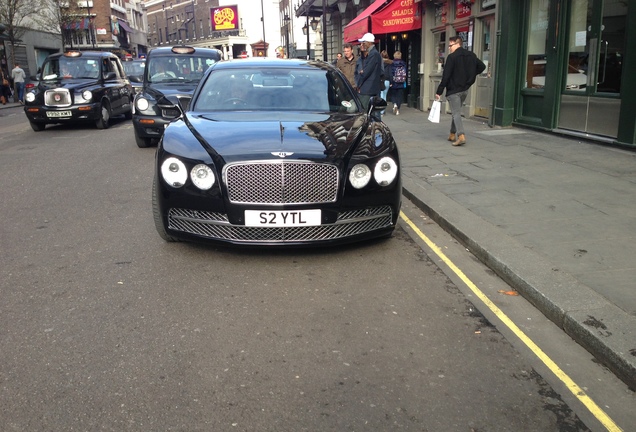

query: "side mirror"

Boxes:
[368, 95, 387, 115]
[178, 96, 192, 112]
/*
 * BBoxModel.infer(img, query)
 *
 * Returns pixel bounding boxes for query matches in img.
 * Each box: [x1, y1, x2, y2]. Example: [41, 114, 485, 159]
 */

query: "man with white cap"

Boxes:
[354, 32, 383, 110]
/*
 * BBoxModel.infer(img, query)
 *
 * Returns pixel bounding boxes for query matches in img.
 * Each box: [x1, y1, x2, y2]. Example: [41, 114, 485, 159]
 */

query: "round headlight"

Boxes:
[349, 164, 372, 189]
[374, 156, 398, 186]
[82, 90, 92, 101]
[190, 164, 215, 190]
[160, 157, 187, 187]
[25, 92, 35, 103]
[136, 97, 149, 111]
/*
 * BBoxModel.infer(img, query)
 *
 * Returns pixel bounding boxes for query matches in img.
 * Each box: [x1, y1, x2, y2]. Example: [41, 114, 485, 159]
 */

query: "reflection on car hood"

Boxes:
[37, 79, 98, 92]
[186, 112, 369, 163]
[146, 83, 199, 98]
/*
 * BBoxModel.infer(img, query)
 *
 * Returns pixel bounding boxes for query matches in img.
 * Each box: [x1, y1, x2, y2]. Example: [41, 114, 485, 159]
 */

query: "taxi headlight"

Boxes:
[136, 97, 149, 111]
[349, 164, 372, 189]
[160, 157, 187, 187]
[25, 92, 35, 103]
[82, 90, 92, 101]
[190, 164, 215, 190]
[374, 157, 398, 186]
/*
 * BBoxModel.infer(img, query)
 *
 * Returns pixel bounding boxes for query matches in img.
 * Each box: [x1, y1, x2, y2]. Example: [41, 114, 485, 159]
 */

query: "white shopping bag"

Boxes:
[428, 100, 441, 123]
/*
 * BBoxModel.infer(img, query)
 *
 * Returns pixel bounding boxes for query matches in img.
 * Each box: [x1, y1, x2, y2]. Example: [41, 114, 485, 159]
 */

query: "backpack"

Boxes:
[393, 63, 406, 83]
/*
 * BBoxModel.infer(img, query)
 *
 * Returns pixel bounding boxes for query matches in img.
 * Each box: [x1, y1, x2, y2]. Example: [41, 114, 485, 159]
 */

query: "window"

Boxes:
[524, 0, 550, 89]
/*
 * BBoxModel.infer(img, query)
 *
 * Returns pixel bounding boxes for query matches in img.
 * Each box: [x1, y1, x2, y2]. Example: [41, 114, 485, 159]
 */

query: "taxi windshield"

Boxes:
[42, 58, 101, 80]
[147, 55, 218, 83]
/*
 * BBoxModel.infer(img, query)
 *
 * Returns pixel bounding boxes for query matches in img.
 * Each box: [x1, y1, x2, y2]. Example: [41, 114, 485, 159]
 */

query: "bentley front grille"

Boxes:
[224, 161, 339, 205]
[167, 206, 393, 243]
[44, 89, 72, 107]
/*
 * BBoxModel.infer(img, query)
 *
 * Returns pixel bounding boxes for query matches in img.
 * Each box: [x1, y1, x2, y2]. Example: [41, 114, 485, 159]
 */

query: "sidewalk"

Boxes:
[383, 106, 636, 390]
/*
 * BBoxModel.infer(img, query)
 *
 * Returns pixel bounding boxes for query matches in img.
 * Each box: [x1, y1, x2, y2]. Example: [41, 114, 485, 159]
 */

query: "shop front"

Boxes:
[421, 0, 497, 117]
[343, 0, 423, 107]
[495, 0, 635, 147]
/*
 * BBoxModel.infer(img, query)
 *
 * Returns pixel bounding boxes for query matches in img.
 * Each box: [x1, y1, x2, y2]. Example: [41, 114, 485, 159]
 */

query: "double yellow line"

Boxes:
[400, 211, 622, 432]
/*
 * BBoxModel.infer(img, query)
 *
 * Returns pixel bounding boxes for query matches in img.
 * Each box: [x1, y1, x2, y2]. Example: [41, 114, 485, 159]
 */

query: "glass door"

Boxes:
[474, 14, 495, 118]
[558, 0, 626, 137]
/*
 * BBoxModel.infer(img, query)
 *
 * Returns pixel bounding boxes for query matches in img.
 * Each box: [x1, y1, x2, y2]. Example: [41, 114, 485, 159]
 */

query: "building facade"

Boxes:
[292, 0, 635, 148]
[144, 0, 282, 60]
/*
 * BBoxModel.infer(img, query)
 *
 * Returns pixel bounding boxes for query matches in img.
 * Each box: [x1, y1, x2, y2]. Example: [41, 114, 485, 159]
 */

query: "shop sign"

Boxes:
[456, 0, 472, 19]
[211, 5, 239, 31]
[371, 0, 422, 34]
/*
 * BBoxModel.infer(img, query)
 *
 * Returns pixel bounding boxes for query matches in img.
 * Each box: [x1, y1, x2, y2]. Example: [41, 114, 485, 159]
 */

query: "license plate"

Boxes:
[245, 210, 321, 227]
[46, 111, 72, 118]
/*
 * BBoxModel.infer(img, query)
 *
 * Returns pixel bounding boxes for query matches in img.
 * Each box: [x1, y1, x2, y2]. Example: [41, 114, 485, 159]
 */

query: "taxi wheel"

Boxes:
[135, 132, 153, 148]
[29, 121, 46, 132]
[96, 101, 111, 129]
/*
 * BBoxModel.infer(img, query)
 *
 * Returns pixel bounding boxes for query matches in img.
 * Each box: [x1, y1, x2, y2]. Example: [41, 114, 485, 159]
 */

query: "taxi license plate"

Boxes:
[46, 111, 72, 118]
[245, 210, 321, 227]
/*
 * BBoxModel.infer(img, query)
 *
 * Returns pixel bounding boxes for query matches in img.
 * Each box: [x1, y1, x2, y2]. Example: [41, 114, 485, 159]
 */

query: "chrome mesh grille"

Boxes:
[44, 89, 72, 107]
[224, 161, 339, 205]
[167, 206, 393, 243]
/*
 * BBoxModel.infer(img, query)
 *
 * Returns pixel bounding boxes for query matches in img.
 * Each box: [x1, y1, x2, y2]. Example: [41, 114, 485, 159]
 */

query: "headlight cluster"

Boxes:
[74, 90, 93, 103]
[160, 157, 216, 190]
[25, 92, 36, 103]
[349, 156, 398, 189]
[136, 97, 150, 111]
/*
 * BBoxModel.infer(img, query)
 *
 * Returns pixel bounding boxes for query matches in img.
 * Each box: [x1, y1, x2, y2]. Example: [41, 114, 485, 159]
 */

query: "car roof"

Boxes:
[212, 58, 334, 71]
[47, 51, 119, 60]
[147, 46, 222, 57]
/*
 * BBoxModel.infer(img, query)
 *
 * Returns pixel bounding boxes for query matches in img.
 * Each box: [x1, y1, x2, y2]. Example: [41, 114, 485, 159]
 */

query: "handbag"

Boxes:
[428, 100, 441, 123]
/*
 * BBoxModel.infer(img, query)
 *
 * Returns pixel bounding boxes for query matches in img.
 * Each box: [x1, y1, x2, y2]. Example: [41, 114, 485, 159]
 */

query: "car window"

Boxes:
[147, 55, 219, 84]
[194, 68, 360, 113]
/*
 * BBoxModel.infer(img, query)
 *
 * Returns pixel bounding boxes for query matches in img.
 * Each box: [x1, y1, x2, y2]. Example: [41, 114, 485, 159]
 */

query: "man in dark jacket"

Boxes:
[354, 33, 383, 111]
[435, 36, 486, 146]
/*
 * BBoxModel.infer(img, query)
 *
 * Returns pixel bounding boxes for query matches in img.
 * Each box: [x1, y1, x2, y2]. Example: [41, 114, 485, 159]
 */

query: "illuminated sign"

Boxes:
[211, 5, 239, 31]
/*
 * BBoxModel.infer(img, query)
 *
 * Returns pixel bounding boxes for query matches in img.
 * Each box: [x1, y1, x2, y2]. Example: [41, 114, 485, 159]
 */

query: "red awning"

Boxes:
[371, 0, 422, 35]
[343, 0, 390, 43]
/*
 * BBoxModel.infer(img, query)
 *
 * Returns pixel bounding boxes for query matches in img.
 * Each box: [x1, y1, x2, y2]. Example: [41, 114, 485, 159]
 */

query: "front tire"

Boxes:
[95, 101, 111, 129]
[135, 131, 153, 148]
[29, 121, 46, 132]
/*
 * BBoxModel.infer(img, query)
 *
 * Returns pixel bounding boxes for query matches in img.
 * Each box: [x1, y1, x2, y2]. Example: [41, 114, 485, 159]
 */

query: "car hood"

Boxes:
[185, 112, 371, 164]
[145, 83, 199, 100]
[37, 79, 100, 92]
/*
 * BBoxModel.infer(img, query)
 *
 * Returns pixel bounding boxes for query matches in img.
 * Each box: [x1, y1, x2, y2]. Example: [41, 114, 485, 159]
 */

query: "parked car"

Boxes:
[132, 45, 222, 148]
[152, 58, 400, 247]
[23, 51, 133, 131]
[122, 58, 145, 94]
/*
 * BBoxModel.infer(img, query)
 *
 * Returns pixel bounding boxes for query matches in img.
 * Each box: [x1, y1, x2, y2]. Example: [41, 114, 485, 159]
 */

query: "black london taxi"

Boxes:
[24, 51, 134, 131]
[132, 45, 222, 148]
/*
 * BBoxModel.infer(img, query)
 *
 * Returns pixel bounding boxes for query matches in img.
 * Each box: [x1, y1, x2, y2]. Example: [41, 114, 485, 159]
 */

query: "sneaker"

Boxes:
[392, 104, 397, 114]
[396, 109, 400, 116]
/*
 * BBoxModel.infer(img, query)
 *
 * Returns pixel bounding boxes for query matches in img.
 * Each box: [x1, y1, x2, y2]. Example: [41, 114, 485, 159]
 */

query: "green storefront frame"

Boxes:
[492, 0, 636, 148]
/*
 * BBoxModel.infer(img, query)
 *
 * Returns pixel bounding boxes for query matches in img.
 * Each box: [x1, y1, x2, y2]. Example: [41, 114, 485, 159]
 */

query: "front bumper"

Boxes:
[133, 115, 174, 140]
[24, 104, 100, 123]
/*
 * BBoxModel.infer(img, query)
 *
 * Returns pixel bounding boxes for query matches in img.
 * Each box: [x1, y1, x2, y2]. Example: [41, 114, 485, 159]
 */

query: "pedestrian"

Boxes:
[354, 33, 383, 111]
[332, 52, 342, 66]
[435, 36, 486, 146]
[11, 62, 26, 105]
[1, 68, 12, 105]
[336, 44, 356, 89]
[389, 51, 407, 116]
[380, 50, 392, 110]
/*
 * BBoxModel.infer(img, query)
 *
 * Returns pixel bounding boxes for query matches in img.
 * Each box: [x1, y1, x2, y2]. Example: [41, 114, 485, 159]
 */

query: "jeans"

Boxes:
[15, 82, 25, 102]
[447, 91, 468, 135]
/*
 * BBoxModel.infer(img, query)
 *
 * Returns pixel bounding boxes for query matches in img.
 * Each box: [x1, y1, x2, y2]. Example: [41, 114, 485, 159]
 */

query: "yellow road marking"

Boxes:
[400, 211, 623, 432]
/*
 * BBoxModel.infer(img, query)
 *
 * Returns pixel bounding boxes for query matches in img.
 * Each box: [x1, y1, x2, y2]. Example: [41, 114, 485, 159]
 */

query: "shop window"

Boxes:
[434, 31, 447, 70]
[524, 0, 550, 89]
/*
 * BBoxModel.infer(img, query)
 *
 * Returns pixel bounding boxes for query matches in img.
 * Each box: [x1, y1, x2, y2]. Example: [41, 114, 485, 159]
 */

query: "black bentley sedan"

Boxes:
[153, 58, 401, 247]
[24, 51, 133, 131]
[132, 45, 222, 148]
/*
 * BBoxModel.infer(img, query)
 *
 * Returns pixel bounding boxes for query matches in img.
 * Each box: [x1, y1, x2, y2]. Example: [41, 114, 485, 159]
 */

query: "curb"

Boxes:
[401, 174, 636, 390]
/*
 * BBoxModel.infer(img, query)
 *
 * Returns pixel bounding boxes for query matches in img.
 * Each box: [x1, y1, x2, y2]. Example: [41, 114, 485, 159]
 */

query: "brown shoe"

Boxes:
[448, 133, 456, 142]
[452, 134, 466, 146]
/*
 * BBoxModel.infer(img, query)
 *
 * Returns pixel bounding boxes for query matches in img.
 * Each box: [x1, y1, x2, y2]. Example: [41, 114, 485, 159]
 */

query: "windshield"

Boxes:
[41, 57, 101, 80]
[194, 67, 360, 113]
[147, 55, 218, 84]
[123, 61, 145, 78]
